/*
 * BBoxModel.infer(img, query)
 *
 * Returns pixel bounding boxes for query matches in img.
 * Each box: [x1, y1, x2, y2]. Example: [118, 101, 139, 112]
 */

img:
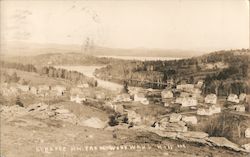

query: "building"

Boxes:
[17, 84, 30, 92]
[126, 110, 142, 125]
[176, 84, 194, 92]
[227, 94, 239, 103]
[176, 97, 197, 107]
[95, 92, 105, 100]
[77, 83, 89, 88]
[114, 93, 131, 102]
[230, 105, 245, 112]
[70, 95, 86, 104]
[30, 87, 38, 95]
[197, 108, 213, 116]
[51, 85, 66, 96]
[209, 105, 221, 114]
[204, 94, 217, 104]
[196, 80, 204, 89]
[161, 89, 173, 99]
[239, 93, 247, 102]
[134, 93, 149, 105]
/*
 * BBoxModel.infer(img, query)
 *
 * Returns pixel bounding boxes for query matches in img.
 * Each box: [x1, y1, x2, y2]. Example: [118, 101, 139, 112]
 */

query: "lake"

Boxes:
[96, 55, 181, 61]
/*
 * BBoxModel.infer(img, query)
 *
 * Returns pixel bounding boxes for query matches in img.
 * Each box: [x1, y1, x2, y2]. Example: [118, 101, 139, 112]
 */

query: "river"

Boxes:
[55, 65, 123, 91]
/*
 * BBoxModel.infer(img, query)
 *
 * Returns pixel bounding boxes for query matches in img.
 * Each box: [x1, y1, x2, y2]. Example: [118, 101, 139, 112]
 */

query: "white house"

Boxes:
[182, 116, 198, 125]
[196, 80, 204, 89]
[134, 93, 149, 105]
[95, 92, 105, 100]
[179, 92, 191, 98]
[227, 94, 239, 103]
[176, 84, 194, 92]
[51, 85, 66, 96]
[245, 128, 250, 138]
[17, 84, 30, 92]
[197, 108, 213, 116]
[239, 93, 247, 102]
[176, 97, 197, 107]
[70, 95, 86, 104]
[230, 105, 245, 112]
[126, 110, 142, 125]
[30, 86, 38, 95]
[77, 83, 89, 88]
[114, 93, 131, 102]
[205, 94, 217, 104]
[161, 89, 173, 99]
[209, 105, 221, 114]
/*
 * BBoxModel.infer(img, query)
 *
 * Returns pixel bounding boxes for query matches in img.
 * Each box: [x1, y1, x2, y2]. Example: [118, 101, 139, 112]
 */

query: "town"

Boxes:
[1, 49, 250, 157]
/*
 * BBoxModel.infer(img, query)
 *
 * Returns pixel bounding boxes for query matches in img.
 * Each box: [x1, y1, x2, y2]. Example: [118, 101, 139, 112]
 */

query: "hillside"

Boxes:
[95, 49, 250, 94]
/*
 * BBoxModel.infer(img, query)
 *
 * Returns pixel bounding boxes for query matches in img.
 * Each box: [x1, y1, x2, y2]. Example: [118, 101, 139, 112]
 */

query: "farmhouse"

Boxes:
[114, 93, 131, 102]
[176, 97, 197, 107]
[70, 95, 86, 104]
[51, 85, 66, 96]
[196, 80, 203, 89]
[77, 83, 89, 88]
[197, 108, 213, 116]
[134, 93, 149, 105]
[161, 89, 173, 99]
[17, 84, 30, 92]
[30, 86, 38, 95]
[239, 93, 247, 102]
[204, 94, 217, 104]
[176, 84, 194, 92]
[230, 105, 245, 112]
[227, 94, 239, 103]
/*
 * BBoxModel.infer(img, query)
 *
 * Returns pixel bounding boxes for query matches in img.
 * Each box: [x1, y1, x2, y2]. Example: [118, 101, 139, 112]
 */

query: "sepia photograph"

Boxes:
[0, 0, 250, 156]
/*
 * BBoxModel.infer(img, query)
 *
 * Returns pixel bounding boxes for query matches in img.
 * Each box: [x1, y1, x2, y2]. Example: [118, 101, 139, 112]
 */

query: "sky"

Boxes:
[1, 0, 249, 52]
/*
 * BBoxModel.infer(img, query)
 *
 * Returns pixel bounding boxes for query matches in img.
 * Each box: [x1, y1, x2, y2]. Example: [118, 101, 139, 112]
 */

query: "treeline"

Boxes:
[0, 61, 37, 72]
[38, 66, 97, 87]
[0, 61, 97, 87]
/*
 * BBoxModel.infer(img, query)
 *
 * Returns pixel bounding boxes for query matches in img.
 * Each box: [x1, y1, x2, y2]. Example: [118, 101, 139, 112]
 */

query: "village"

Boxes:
[1, 65, 250, 156]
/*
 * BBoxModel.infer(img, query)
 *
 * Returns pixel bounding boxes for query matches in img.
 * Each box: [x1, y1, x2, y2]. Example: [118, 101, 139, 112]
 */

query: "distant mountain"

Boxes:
[1, 41, 204, 58]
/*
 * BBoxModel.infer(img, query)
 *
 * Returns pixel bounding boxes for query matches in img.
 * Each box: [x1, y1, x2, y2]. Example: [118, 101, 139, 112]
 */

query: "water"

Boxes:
[96, 55, 181, 61]
[55, 65, 123, 91]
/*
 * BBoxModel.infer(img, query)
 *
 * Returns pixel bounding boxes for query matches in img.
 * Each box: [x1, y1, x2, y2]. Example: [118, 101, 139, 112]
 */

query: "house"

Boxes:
[180, 92, 191, 98]
[38, 85, 50, 92]
[114, 93, 131, 102]
[245, 128, 250, 138]
[227, 94, 239, 103]
[205, 94, 217, 104]
[196, 80, 204, 89]
[70, 87, 82, 95]
[95, 92, 105, 100]
[30, 87, 38, 95]
[77, 83, 89, 88]
[197, 108, 213, 116]
[192, 88, 202, 98]
[209, 105, 221, 114]
[51, 85, 66, 96]
[182, 116, 198, 125]
[134, 93, 149, 105]
[126, 110, 142, 125]
[17, 84, 30, 92]
[239, 93, 247, 102]
[70, 95, 86, 104]
[176, 97, 197, 107]
[176, 84, 194, 92]
[161, 89, 173, 99]
[230, 105, 245, 112]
